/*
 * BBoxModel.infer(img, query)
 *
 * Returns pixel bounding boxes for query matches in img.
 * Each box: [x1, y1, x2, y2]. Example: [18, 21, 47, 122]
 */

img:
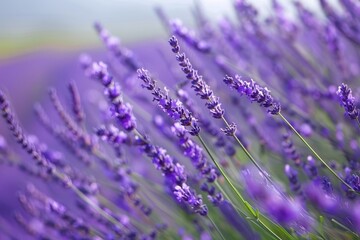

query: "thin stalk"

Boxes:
[214, 182, 242, 212]
[133, 168, 198, 230]
[52, 170, 129, 232]
[97, 195, 148, 232]
[318, 216, 326, 240]
[278, 112, 356, 193]
[196, 135, 283, 240]
[356, 118, 360, 129]
[214, 180, 286, 240]
[207, 215, 226, 240]
[253, 218, 285, 240]
[331, 219, 359, 238]
[197, 135, 246, 204]
[221, 116, 286, 197]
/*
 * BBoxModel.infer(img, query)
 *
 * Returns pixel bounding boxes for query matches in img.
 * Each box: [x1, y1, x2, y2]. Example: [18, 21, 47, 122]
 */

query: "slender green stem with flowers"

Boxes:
[278, 112, 356, 193]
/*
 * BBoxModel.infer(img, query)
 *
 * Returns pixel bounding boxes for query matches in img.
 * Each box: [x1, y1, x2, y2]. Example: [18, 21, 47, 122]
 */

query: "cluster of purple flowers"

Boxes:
[137, 68, 200, 136]
[169, 36, 225, 119]
[223, 75, 281, 115]
[337, 83, 359, 120]
[2, 0, 360, 239]
[134, 135, 208, 216]
[88, 61, 209, 218]
[90, 61, 137, 131]
[242, 167, 313, 234]
[170, 19, 211, 53]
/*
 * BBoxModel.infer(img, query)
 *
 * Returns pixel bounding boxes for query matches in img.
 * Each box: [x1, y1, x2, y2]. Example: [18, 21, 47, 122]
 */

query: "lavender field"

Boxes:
[1, 0, 360, 239]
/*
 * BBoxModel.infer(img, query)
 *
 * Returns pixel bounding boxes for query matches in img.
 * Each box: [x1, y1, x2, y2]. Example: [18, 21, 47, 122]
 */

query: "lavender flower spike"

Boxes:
[174, 183, 208, 216]
[0, 91, 51, 170]
[169, 36, 225, 119]
[90, 62, 137, 131]
[336, 83, 359, 120]
[68, 81, 85, 123]
[223, 75, 281, 115]
[171, 122, 219, 184]
[134, 135, 208, 216]
[137, 68, 200, 135]
[170, 19, 211, 53]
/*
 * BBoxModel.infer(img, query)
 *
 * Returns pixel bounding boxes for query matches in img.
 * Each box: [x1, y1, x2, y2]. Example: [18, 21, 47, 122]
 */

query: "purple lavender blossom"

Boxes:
[282, 132, 301, 166]
[0, 91, 52, 171]
[284, 164, 301, 194]
[68, 81, 85, 124]
[242, 167, 313, 233]
[168, 36, 225, 119]
[344, 168, 360, 199]
[49, 88, 92, 149]
[337, 83, 359, 120]
[170, 19, 211, 53]
[223, 75, 281, 115]
[88, 61, 207, 217]
[3, 1, 360, 238]
[137, 68, 200, 135]
[96, 124, 131, 146]
[90, 62, 137, 131]
[94, 22, 140, 71]
[171, 123, 218, 183]
[303, 156, 318, 179]
[304, 181, 338, 213]
[174, 183, 208, 216]
[134, 135, 208, 216]
[176, 88, 236, 157]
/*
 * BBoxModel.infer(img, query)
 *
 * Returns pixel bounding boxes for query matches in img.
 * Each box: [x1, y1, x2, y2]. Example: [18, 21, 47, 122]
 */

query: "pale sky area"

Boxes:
[0, 0, 337, 56]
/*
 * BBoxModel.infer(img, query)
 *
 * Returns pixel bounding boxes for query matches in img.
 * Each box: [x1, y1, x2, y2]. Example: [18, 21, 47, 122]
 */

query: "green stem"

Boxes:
[331, 219, 359, 238]
[256, 218, 285, 240]
[278, 112, 356, 192]
[196, 135, 283, 240]
[207, 216, 226, 240]
[214, 181, 242, 211]
[221, 116, 285, 197]
[318, 216, 326, 240]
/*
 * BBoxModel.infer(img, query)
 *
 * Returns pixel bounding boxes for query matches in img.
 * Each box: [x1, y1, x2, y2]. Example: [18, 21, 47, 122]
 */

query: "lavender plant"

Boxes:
[1, 0, 360, 239]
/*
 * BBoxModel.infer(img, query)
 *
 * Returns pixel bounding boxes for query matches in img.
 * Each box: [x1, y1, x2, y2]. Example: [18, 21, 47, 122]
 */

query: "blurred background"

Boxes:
[0, 0, 336, 155]
[0, 0, 330, 57]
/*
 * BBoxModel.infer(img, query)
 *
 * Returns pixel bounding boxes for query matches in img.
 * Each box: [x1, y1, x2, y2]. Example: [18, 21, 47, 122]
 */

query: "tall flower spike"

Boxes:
[49, 88, 92, 149]
[137, 68, 200, 136]
[0, 91, 51, 171]
[171, 123, 219, 184]
[336, 83, 359, 120]
[282, 132, 301, 166]
[134, 135, 208, 216]
[168, 36, 225, 119]
[174, 183, 208, 216]
[68, 81, 85, 124]
[170, 19, 211, 53]
[176, 89, 237, 156]
[303, 156, 318, 180]
[87, 64, 207, 217]
[94, 22, 140, 71]
[221, 122, 237, 136]
[223, 75, 281, 115]
[284, 164, 302, 194]
[90, 62, 137, 131]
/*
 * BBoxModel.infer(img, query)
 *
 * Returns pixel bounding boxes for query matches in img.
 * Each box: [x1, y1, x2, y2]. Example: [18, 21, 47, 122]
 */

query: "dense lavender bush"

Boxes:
[1, 0, 360, 239]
